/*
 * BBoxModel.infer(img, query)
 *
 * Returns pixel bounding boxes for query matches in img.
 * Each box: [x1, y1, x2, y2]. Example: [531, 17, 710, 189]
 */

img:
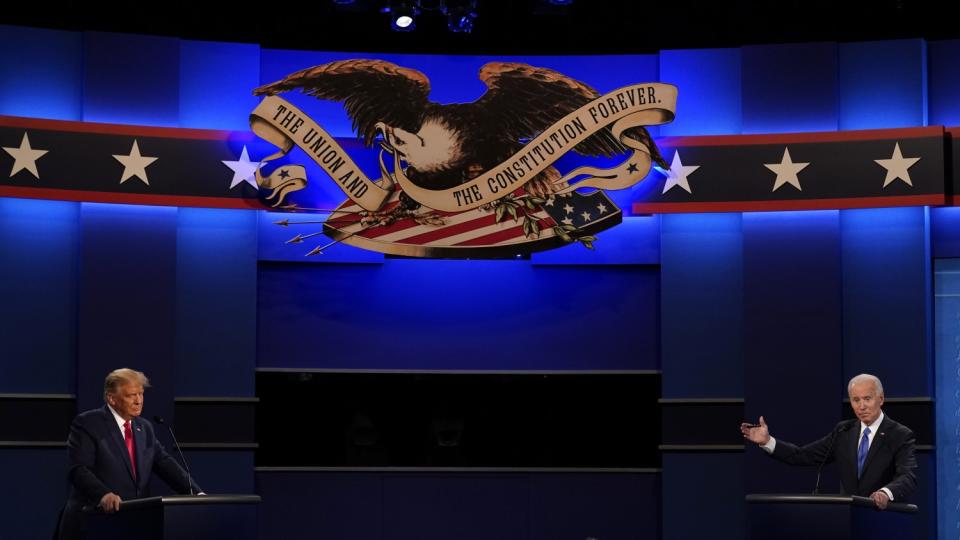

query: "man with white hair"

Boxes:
[57, 368, 202, 539]
[740, 373, 917, 509]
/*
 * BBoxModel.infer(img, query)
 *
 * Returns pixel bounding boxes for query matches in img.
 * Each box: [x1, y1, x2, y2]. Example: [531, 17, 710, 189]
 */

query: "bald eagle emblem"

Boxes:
[250, 59, 677, 258]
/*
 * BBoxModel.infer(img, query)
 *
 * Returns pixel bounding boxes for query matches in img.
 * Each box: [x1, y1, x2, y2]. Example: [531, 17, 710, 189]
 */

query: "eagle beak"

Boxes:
[375, 122, 392, 145]
[375, 122, 407, 159]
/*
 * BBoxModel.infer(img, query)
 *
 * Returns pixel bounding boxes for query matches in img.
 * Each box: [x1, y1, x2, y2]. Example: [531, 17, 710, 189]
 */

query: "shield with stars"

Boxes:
[311, 185, 622, 258]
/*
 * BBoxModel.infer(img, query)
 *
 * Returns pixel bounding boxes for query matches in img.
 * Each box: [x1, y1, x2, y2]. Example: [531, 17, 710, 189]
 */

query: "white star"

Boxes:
[3, 132, 48, 179]
[596, 202, 608, 214]
[544, 196, 555, 207]
[656, 151, 700, 194]
[875, 143, 920, 188]
[113, 140, 157, 185]
[581, 211, 592, 222]
[764, 148, 809, 192]
[222, 145, 263, 190]
[561, 217, 574, 226]
[563, 204, 574, 214]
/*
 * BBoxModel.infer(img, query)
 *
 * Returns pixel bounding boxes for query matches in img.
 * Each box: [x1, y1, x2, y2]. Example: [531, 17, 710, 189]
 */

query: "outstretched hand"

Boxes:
[740, 416, 771, 445]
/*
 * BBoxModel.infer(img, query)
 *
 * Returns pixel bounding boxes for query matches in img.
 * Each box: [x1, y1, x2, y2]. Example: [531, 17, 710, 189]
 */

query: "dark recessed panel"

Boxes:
[0, 396, 76, 442]
[174, 400, 257, 444]
[256, 372, 660, 468]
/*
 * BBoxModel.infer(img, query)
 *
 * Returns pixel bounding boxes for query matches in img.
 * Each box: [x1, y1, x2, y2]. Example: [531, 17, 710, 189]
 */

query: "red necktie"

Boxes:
[124, 420, 137, 480]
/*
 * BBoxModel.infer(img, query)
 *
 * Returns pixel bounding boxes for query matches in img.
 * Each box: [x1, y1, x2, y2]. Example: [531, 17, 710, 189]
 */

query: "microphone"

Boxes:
[813, 420, 854, 495]
[153, 415, 196, 496]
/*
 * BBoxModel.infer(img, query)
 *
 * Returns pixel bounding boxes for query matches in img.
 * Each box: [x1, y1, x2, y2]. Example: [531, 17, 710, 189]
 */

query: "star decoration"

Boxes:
[3, 132, 48, 179]
[875, 143, 920, 188]
[544, 196, 555, 207]
[113, 140, 158, 185]
[764, 148, 809, 192]
[656, 151, 700, 194]
[279, 169, 290, 179]
[581, 211, 592, 222]
[596, 203, 608, 214]
[563, 204, 574, 214]
[626, 163, 639, 173]
[561, 217, 574, 226]
[222, 145, 262, 190]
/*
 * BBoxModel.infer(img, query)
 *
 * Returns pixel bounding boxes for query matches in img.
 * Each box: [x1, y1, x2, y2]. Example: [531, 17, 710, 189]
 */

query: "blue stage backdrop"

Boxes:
[1, 25, 958, 540]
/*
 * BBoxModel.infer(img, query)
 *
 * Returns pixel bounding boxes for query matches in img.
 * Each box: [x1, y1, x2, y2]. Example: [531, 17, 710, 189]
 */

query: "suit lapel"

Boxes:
[861, 416, 890, 476]
[133, 418, 146, 485]
[102, 406, 136, 482]
[841, 425, 860, 487]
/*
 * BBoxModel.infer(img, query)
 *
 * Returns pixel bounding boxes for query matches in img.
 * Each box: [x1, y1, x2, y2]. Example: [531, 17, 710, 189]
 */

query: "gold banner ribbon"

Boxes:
[250, 83, 676, 212]
[250, 97, 393, 210]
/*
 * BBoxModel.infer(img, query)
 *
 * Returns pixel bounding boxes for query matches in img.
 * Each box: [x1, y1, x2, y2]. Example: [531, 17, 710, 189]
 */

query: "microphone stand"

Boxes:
[813, 421, 852, 495]
[153, 415, 195, 496]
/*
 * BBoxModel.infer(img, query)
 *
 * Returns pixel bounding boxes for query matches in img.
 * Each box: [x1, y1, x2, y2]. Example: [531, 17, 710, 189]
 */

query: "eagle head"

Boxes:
[377, 115, 467, 180]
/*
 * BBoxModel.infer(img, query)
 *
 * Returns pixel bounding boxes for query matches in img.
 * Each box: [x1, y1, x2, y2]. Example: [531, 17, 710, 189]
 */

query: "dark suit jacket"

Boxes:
[57, 405, 201, 540]
[770, 414, 917, 500]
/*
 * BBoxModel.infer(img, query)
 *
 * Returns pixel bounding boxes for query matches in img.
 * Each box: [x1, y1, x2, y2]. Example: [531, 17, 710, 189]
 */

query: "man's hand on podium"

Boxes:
[870, 490, 890, 510]
[741, 416, 771, 445]
[99, 492, 121, 513]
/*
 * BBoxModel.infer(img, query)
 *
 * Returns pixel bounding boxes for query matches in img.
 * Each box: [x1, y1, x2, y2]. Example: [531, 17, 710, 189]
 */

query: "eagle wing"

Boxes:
[474, 62, 665, 164]
[254, 59, 432, 146]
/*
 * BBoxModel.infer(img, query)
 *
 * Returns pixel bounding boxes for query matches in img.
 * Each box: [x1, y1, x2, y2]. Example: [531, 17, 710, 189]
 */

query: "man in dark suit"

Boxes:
[57, 368, 202, 540]
[740, 373, 917, 509]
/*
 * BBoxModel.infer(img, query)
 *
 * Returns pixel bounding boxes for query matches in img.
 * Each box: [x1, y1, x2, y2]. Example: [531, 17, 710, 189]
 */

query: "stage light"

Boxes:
[443, 0, 477, 33]
[383, 2, 420, 31]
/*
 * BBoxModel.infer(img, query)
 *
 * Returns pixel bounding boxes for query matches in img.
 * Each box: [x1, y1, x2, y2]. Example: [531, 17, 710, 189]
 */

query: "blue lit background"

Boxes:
[1, 24, 959, 540]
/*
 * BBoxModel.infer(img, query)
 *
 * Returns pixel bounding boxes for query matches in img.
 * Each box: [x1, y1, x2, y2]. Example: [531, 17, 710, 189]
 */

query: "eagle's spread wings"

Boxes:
[475, 62, 664, 165]
[254, 59, 432, 146]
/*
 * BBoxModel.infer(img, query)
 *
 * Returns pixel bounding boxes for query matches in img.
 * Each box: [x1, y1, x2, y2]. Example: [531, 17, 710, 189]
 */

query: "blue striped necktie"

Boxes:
[857, 427, 871, 477]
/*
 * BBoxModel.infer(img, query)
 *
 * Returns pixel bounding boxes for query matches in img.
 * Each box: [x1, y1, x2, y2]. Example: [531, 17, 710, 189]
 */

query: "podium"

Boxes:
[86, 494, 260, 540]
[746, 494, 917, 540]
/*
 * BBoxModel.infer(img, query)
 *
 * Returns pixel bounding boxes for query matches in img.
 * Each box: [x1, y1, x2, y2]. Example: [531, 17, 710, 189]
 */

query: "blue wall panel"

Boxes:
[0, 25, 83, 120]
[257, 260, 659, 370]
[838, 39, 926, 130]
[182, 450, 254, 493]
[254, 471, 658, 540]
[83, 32, 180, 126]
[659, 48, 742, 136]
[0, 448, 69, 540]
[741, 43, 838, 134]
[256, 472, 383, 540]
[179, 40, 261, 130]
[935, 259, 960, 540]
[0, 198, 78, 393]
[662, 453, 743, 540]
[931, 207, 960, 258]
[840, 207, 931, 396]
[928, 39, 960, 127]
[175, 208, 258, 397]
[742, 210, 842, 494]
[76, 203, 178, 420]
[528, 474, 659, 540]
[383, 475, 528, 540]
[660, 213, 743, 398]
